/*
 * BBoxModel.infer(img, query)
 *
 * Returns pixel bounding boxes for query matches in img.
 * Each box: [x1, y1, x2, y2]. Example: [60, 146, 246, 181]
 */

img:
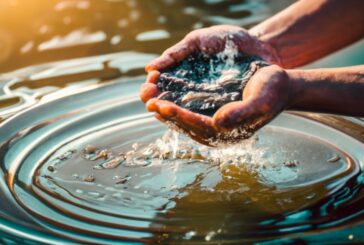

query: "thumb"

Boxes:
[212, 97, 273, 131]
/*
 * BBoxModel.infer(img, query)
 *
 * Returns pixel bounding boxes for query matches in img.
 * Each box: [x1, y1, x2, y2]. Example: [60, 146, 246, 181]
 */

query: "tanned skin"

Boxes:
[140, 0, 364, 146]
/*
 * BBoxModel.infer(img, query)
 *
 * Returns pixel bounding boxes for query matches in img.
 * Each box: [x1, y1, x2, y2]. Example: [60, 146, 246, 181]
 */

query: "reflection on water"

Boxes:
[0, 0, 293, 73]
[0, 0, 364, 244]
[0, 64, 363, 243]
[0, 0, 295, 120]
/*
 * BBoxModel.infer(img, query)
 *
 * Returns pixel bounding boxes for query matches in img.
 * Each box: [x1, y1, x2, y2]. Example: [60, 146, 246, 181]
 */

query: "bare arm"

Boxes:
[250, 0, 364, 68]
[141, 0, 364, 145]
[289, 65, 364, 116]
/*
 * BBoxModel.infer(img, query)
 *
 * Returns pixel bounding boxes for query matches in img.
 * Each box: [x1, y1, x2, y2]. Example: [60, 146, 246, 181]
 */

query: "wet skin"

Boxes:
[140, 26, 283, 145]
[140, 0, 364, 146]
[155, 52, 268, 116]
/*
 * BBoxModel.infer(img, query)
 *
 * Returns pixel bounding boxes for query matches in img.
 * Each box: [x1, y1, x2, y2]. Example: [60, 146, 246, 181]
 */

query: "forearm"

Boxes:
[250, 0, 364, 68]
[288, 65, 364, 116]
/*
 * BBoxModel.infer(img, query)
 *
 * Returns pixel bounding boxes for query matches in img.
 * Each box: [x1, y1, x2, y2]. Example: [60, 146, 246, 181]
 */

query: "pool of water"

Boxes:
[0, 0, 364, 244]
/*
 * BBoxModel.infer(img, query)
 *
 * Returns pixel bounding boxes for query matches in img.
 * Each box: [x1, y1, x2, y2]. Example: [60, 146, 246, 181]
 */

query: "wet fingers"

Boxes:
[140, 83, 161, 103]
[146, 70, 160, 84]
[213, 98, 275, 132]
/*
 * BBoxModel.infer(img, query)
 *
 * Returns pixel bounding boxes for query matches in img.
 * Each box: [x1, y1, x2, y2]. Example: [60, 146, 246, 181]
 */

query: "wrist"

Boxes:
[285, 69, 307, 110]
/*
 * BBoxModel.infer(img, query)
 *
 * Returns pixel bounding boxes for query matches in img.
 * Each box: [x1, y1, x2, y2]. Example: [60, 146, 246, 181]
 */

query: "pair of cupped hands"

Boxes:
[140, 25, 292, 146]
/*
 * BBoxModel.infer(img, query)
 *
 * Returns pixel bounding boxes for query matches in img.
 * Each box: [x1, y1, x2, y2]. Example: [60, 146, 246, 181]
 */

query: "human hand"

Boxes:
[146, 25, 280, 72]
[213, 65, 292, 133]
[140, 25, 281, 103]
[140, 25, 287, 146]
[146, 65, 292, 146]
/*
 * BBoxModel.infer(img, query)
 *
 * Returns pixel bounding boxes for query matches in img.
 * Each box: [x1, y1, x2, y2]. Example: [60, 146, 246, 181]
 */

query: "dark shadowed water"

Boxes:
[0, 1, 364, 244]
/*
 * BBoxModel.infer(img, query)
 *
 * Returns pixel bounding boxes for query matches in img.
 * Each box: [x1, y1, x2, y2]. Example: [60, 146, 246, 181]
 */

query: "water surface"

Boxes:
[0, 0, 364, 244]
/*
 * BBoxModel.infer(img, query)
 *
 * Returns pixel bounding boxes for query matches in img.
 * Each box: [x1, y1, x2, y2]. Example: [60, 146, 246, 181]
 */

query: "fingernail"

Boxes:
[140, 83, 160, 103]
[146, 98, 158, 112]
[147, 70, 160, 84]
[145, 63, 156, 72]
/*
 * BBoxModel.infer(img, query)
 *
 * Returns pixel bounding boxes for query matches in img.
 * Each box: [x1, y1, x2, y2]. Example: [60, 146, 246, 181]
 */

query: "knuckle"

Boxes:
[212, 114, 230, 129]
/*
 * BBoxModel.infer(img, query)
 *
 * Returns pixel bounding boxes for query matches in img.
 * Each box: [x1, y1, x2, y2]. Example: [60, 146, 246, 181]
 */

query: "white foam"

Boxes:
[203, 40, 243, 85]
[123, 130, 298, 186]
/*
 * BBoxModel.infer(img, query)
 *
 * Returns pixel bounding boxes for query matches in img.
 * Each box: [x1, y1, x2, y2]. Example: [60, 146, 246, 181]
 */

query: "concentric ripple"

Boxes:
[0, 0, 363, 244]
[0, 74, 364, 244]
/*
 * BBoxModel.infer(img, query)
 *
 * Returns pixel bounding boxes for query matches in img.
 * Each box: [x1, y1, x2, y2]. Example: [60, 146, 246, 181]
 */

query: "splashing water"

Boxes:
[1, 75, 362, 244]
[157, 39, 268, 116]
[1, 0, 363, 244]
[110, 129, 300, 186]
[206, 39, 241, 84]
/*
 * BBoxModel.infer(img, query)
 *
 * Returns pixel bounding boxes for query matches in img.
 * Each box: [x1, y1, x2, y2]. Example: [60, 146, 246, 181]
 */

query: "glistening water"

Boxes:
[0, 1, 364, 244]
[157, 40, 268, 116]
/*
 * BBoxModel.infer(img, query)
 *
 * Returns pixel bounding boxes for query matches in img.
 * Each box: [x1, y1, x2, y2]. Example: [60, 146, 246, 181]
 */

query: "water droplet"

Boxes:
[84, 144, 97, 154]
[95, 149, 111, 160]
[115, 175, 131, 184]
[283, 160, 300, 168]
[57, 149, 76, 161]
[132, 143, 139, 151]
[83, 174, 95, 182]
[100, 157, 125, 169]
[327, 155, 341, 163]
[85, 148, 112, 161]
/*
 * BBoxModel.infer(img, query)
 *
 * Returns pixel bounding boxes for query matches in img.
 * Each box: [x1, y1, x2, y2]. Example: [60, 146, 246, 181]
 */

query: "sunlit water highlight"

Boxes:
[0, 1, 363, 244]
[0, 56, 363, 243]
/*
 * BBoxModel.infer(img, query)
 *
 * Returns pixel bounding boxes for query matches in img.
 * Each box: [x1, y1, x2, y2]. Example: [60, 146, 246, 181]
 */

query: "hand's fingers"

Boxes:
[157, 112, 216, 146]
[154, 113, 166, 123]
[140, 83, 160, 103]
[213, 98, 272, 131]
[146, 70, 160, 84]
[155, 112, 186, 134]
[146, 37, 197, 71]
[199, 33, 226, 54]
[155, 113, 187, 134]
[154, 100, 216, 135]
[148, 98, 217, 141]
